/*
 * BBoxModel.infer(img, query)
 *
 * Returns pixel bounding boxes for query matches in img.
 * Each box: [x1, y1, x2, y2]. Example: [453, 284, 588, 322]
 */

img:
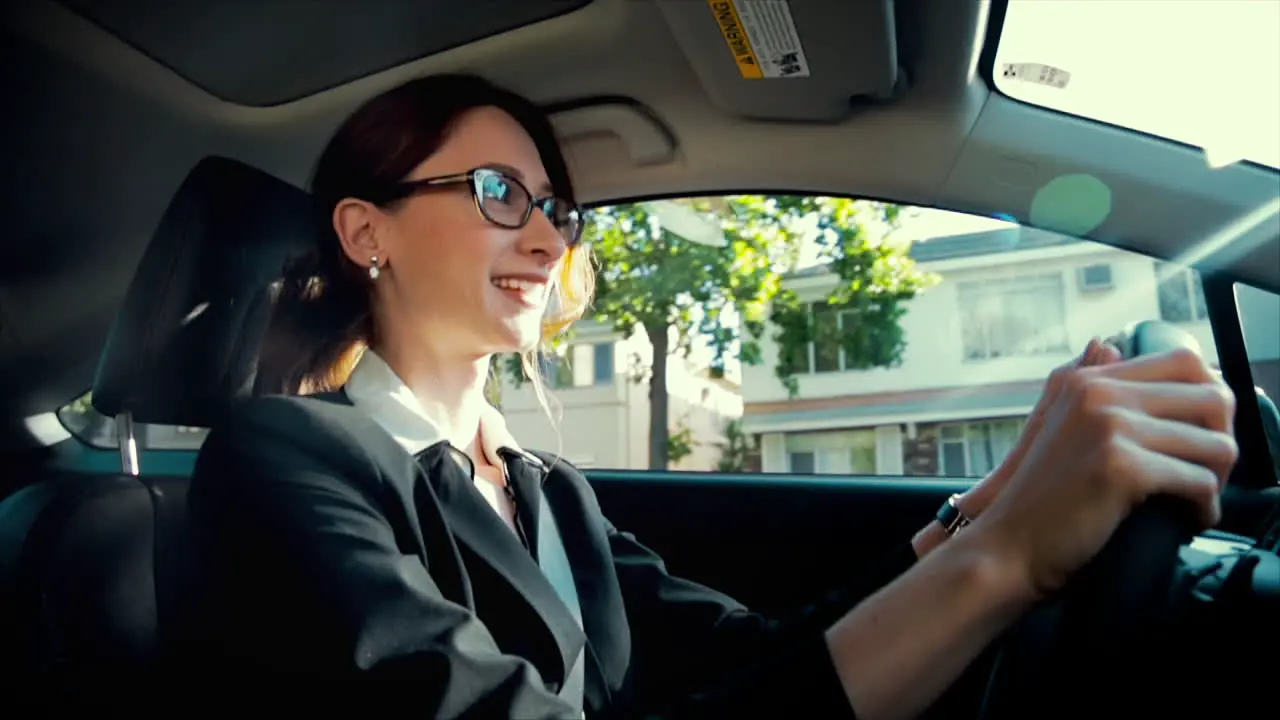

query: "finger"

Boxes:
[1100, 378, 1237, 433]
[1089, 346, 1216, 384]
[1082, 340, 1099, 365]
[1089, 342, 1123, 366]
[1124, 441, 1225, 530]
[1115, 408, 1239, 486]
[1042, 338, 1102, 402]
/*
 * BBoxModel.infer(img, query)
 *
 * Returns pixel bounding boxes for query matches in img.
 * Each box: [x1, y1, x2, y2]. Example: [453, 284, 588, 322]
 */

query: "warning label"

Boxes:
[707, 0, 811, 80]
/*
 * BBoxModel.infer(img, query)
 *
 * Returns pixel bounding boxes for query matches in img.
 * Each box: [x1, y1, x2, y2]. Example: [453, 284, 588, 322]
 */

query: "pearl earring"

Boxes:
[368, 256, 380, 280]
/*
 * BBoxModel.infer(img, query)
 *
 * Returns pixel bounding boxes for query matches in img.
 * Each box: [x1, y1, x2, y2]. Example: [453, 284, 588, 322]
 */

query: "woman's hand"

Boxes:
[829, 346, 1234, 720]
[965, 337, 1125, 515]
[912, 338, 1122, 558]
[971, 346, 1238, 598]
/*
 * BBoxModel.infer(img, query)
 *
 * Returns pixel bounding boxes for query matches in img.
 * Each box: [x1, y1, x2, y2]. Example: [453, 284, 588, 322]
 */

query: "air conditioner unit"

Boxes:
[1077, 263, 1114, 291]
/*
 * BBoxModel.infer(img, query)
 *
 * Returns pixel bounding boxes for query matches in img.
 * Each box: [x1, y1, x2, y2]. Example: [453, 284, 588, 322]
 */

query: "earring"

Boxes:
[368, 255, 380, 280]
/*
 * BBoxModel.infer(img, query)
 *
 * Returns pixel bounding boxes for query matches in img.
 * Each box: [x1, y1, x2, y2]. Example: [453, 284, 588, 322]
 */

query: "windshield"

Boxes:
[994, 1, 1280, 170]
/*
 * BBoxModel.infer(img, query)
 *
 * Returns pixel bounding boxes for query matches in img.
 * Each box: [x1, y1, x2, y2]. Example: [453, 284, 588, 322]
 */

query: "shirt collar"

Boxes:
[343, 348, 521, 466]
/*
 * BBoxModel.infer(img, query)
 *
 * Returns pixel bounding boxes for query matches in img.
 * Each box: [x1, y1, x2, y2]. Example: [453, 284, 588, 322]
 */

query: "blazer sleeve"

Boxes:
[603, 516, 919, 719]
[187, 398, 582, 719]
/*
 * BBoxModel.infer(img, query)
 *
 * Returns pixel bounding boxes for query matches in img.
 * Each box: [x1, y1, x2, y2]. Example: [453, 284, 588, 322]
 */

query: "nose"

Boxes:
[517, 210, 568, 264]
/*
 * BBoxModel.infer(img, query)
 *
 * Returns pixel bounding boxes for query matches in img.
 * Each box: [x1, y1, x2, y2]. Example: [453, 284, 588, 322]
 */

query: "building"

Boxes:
[740, 225, 1274, 477]
[500, 318, 744, 471]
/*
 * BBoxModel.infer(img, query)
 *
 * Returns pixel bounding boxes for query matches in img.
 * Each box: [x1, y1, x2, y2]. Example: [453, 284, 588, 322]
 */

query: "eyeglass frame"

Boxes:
[361, 166, 586, 247]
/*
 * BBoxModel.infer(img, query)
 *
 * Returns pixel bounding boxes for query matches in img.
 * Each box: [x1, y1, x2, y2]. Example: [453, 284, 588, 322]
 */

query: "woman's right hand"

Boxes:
[972, 346, 1238, 599]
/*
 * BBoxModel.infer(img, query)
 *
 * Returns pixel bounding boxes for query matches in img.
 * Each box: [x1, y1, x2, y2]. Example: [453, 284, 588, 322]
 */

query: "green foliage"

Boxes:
[502, 194, 936, 467]
[588, 198, 785, 373]
[667, 418, 697, 465]
[764, 197, 939, 396]
[714, 418, 754, 472]
[483, 357, 504, 409]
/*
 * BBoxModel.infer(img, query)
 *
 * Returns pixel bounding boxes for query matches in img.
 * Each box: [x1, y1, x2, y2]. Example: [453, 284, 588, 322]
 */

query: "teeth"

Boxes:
[492, 277, 541, 292]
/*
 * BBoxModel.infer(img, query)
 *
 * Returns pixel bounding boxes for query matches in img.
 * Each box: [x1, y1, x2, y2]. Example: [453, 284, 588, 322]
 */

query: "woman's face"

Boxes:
[348, 106, 570, 358]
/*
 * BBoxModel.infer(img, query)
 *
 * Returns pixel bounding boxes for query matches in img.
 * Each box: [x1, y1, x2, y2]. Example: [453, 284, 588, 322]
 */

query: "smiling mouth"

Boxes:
[491, 277, 548, 307]
[492, 277, 545, 293]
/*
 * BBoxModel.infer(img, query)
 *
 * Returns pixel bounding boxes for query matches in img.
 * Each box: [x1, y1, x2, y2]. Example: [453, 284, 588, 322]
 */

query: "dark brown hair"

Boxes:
[255, 74, 586, 396]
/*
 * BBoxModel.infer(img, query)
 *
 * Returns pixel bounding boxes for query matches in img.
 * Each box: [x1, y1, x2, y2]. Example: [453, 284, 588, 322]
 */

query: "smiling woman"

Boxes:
[251, 75, 593, 409]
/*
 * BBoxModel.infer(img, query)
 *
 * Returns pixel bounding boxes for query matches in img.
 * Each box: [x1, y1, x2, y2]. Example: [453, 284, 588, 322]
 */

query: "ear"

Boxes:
[333, 198, 386, 271]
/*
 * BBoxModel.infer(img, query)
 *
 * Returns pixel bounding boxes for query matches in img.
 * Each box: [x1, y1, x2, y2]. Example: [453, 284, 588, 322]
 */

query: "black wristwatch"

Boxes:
[935, 493, 972, 536]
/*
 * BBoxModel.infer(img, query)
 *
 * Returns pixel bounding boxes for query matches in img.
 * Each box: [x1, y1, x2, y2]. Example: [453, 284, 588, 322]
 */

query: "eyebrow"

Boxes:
[484, 162, 554, 195]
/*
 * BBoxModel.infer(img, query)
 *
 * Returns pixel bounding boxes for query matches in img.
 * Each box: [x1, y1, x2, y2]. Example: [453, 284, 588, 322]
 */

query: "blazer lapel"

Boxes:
[414, 448, 586, 691]
[536, 454, 630, 709]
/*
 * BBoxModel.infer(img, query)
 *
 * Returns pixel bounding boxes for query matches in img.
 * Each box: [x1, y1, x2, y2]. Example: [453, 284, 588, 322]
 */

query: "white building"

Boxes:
[500, 319, 744, 471]
[740, 226, 1268, 478]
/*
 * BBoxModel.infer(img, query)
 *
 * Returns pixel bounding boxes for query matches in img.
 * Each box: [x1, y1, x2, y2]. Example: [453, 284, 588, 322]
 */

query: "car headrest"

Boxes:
[91, 156, 318, 428]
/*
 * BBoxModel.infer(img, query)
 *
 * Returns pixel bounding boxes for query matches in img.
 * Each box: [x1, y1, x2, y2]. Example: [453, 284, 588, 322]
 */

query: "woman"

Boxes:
[188, 74, 1237, 719]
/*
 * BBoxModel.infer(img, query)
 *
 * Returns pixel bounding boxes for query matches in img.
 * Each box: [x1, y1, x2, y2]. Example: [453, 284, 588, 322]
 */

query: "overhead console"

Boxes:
[656, 0, 902, 122]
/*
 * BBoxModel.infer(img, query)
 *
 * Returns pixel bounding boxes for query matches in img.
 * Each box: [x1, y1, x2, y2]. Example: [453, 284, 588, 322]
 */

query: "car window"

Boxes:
[57, 196, 1221, 478]
[1236, 282, 1280, 481]
[1237, 282, 1280, 401]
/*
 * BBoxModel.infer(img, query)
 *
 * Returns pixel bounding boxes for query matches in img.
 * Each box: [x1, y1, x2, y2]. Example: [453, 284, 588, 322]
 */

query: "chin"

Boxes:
[489, 319, 542, 355]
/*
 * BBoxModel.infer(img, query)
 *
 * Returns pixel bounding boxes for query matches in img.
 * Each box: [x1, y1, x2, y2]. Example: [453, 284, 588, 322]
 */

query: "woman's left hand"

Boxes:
[913, 337, 1123, 557]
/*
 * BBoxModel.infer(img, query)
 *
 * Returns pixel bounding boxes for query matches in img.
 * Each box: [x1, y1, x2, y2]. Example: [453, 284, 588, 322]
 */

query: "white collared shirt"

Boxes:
[343, 348, 519, 533]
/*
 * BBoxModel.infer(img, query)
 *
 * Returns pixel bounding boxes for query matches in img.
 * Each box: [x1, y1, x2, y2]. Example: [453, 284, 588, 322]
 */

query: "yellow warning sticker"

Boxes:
[708, 0, 762, 79]
[707, 0, 811, 80]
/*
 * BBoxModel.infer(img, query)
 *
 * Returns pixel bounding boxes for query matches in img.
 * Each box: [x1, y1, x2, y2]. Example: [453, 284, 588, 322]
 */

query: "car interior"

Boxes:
[2, 0, 1278, 714]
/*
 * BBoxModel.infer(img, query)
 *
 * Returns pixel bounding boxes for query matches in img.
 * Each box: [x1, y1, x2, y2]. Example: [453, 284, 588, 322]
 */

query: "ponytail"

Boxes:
[255, 244, 372, 397]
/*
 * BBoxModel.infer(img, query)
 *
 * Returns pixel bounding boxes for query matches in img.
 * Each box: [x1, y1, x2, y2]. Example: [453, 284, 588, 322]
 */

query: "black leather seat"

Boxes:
[0, 157, 316, 679]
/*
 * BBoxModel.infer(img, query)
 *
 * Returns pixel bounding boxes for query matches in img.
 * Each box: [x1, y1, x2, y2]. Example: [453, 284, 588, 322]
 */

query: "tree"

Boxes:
[586, 198, 787, 470]
[714, 418, 754, 473]
[763, 197, 937, 396]
[506, 195, 936, 470]
[666, 418, 697, 466]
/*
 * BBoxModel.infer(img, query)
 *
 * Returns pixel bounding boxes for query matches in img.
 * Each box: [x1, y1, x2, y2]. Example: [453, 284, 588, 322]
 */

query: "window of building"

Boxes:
[592, 343, 615, 385]
[793, 302, 861, 374]
[539, 352, 574, 388]
[785, 429, 878, 474]
[1156, 262, 1209, 323]
[788, 451, 816, 474]
[958, 274, 1069, 360]
[937, 419, 1025, 477]
[542, 343, 615, 389]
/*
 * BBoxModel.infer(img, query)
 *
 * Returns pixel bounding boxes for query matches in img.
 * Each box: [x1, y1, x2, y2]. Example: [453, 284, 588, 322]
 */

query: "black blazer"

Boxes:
[187, 392, 918, 718]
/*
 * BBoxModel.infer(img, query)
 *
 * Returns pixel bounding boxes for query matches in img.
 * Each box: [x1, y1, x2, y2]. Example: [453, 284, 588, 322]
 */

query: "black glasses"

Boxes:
[369, 167, 585, 247]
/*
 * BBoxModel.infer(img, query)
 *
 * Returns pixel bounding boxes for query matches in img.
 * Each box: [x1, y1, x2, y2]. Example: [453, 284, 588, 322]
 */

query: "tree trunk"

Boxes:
[645, 323, 670, 470]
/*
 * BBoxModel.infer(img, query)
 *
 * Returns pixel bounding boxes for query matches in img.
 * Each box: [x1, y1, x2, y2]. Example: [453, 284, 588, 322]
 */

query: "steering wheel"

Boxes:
[979, 321, 1206, 719]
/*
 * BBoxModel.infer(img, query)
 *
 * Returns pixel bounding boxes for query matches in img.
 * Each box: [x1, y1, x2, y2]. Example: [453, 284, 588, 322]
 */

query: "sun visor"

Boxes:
[657, 0, 901, 122]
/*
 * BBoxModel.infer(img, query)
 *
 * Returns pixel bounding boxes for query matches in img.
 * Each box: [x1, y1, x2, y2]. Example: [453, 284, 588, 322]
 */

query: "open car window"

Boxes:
[58, 197, 1263, 480]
